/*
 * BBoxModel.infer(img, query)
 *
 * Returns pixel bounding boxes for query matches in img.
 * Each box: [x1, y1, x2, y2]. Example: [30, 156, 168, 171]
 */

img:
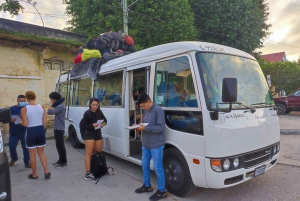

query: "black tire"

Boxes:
[276, 103, 286, 115]
[163, 148, 195, 197]
[68, 127, 84, 149]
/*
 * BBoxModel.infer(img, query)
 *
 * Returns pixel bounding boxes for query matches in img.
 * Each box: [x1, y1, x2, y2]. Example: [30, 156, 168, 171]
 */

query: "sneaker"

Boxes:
[149, 190, 167, 201]
[84, 172, 94, 181]
[25, 164, 31, 168]
[52, 161, 61, 166]
[54, 162, 67, 168]
[9, 160, 18, 167]
[135, 184, 153, 194]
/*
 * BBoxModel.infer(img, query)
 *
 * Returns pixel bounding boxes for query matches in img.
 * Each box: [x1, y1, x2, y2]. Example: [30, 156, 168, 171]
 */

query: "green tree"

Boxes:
[258, 58, 300, 95]
[0, 0, 35, 16]
[65, 0, 197, 49]
[189, 0, 271, 54]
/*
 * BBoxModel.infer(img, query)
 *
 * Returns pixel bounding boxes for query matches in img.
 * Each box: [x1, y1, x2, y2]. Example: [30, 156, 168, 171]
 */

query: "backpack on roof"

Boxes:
[124, 35, 134, 46]
[93, 38, 108, 52]
[90, 151, 114, 184]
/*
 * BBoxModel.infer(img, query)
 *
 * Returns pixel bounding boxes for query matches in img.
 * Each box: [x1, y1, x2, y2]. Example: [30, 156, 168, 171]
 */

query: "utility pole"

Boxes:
[122, 0, 141, 35]
[122, 0, 128, 35]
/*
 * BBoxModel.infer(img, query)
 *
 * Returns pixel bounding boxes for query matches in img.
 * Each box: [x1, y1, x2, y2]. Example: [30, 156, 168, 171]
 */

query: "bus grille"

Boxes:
[243, 147, 272, 168]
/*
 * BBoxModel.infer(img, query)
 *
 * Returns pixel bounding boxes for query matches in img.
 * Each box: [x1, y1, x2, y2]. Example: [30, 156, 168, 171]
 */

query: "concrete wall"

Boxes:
[0, 41, 76, 133]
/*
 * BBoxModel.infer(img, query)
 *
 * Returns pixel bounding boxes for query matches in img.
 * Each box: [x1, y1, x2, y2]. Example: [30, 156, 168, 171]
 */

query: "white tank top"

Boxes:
[26, 104, 44, 127]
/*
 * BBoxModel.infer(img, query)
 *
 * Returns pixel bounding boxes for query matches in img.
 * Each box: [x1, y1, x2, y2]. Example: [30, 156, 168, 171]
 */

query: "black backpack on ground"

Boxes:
[90, 151, 114, 184]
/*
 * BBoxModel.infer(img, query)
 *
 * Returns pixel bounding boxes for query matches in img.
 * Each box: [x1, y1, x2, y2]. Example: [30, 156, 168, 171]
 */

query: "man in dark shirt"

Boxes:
[134, 94, 167, 201]
[8, 95, 30, 168]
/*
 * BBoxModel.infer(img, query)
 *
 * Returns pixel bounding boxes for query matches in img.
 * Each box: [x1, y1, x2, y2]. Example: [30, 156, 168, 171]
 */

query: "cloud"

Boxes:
[259, 0, 300, 61]
[0, 0, 70, 29]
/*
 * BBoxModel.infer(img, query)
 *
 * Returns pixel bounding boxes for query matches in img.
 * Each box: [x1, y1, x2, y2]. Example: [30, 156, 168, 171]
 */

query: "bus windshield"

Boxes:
[196, 52, 273, 110]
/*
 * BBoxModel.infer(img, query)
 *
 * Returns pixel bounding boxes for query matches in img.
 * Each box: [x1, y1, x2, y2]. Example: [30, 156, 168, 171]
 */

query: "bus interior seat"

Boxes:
[108, 93, 121, 106]
[157, 82, 182, 107]
[182, 99, 198, 107]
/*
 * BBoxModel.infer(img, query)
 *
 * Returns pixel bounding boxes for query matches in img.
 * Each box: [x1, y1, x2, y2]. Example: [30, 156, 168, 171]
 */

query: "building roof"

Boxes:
[0, 18, 87, 46]
[260, 52, 286, 62]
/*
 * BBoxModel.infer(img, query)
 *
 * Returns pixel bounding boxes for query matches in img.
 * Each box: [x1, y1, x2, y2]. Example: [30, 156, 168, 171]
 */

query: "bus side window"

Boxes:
[72, 78, 92, 106]
[154, 56, 198, 108]
[94, 71, 123, 107]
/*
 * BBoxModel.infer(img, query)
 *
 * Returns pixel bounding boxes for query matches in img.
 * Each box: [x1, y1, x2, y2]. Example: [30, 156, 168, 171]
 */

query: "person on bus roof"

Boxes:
[47, 92, 67, 168]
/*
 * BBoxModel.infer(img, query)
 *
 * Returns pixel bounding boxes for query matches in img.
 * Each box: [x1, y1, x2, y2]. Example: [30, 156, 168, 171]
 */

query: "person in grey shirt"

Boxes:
[134, 93, 167, 201]
[47, 92, 67, 168]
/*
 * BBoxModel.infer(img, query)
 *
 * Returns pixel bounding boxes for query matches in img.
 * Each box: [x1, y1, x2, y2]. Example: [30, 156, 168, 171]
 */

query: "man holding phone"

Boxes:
[8, 94, 30, 168]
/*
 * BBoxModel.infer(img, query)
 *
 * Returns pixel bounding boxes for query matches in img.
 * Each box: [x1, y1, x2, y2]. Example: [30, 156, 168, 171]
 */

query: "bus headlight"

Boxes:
[210, 157, 243, 172]
[211, 159, 222, 172]
[223, 159, 230, 170]
[277, 143, 280, 152]
[233, 158, 239, 168]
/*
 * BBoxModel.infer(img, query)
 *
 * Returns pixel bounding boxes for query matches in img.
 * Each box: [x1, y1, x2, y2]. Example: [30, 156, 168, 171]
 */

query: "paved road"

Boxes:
[6, 136, 300, 201]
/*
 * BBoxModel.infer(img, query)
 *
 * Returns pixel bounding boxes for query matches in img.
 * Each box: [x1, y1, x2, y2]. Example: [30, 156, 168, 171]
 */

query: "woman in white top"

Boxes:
[20, 91, 51, 179]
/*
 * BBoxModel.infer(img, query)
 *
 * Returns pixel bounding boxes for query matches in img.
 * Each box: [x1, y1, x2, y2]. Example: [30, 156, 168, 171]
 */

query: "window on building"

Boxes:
[72, 78, 92, 106]
[44, 60, 63, 70]
[154, 56, 198, 108]
[93, 71, 123, 107]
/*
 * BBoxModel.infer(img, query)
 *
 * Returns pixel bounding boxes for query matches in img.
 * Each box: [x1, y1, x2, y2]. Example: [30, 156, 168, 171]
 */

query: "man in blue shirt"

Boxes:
[134, 93, 167, 201]
[9, 95, 30, 168]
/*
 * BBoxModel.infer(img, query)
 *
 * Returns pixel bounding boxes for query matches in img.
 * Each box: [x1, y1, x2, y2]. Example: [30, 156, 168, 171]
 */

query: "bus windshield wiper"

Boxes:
[251, 102, 270, 106]
[235, 102, 256, 113]
[217, 102, 256, 113]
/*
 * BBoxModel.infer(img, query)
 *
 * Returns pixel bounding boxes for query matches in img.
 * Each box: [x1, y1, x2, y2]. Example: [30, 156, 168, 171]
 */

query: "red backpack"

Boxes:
[124, 35, 134, 46]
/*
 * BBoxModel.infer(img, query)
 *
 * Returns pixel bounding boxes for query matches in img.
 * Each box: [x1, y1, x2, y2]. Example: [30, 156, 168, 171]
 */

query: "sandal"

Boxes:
[45, 172, 51, 179]
[28, 174, 38, 179]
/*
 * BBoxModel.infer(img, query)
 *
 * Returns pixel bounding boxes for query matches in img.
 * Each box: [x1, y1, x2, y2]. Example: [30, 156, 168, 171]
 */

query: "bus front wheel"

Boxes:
[163, 148, 195, 197]
[68, 128, 83, 149]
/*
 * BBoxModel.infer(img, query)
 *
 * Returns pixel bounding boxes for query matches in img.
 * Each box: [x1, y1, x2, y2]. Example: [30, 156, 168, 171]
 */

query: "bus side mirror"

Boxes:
[222, 78, 237, 103]
[210, 78, 237, 121]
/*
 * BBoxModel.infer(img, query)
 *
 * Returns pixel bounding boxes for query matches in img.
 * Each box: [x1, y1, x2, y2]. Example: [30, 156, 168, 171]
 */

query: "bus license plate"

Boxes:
[254, 165, 266, 178]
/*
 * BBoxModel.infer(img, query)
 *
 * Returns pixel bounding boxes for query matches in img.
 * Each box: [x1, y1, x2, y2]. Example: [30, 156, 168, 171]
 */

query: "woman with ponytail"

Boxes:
[81, 98, 107, 181]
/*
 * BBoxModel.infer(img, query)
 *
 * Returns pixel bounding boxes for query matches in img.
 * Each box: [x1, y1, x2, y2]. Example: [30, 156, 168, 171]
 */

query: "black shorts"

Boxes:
[26, 125, 46, 148]
[84, 131, 102, 141]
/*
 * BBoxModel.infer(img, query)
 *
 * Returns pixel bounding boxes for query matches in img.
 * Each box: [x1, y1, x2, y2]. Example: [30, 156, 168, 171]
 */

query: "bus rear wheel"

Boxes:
[68, 128, 83, 149]
[163, 148, 195, 197]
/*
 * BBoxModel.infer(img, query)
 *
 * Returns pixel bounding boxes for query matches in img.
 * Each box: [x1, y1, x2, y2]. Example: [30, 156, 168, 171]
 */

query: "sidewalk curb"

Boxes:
[280, 129, 300, 135]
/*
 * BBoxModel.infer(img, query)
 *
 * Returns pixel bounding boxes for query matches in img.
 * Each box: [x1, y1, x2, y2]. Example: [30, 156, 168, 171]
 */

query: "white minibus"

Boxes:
[55, 42, 280, 197]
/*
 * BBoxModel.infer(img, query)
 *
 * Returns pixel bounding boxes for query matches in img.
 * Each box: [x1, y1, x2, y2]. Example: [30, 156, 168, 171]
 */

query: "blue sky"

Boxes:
[0, 0, 300, 62]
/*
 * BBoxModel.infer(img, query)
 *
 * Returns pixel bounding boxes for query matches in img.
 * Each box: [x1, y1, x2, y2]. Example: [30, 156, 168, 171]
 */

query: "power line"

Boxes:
[286, 50, 300, 55]
[269, 3, 300, 16]
[23, 11, 68, 16]
[286, 0, 300, 8]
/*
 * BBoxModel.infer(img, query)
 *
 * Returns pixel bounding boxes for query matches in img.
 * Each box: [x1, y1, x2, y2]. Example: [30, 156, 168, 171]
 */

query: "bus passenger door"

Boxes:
[127, 66, 150, 161]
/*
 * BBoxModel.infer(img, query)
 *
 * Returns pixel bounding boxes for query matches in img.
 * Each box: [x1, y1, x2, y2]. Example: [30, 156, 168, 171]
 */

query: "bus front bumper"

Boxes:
[204, 153, 279, 188]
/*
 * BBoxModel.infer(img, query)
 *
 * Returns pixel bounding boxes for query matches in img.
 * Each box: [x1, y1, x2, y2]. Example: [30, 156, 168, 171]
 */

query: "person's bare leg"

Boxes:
[84, 140, 95, 171]
[37, 147, 49, 174]
[94, 140, 103, 153]
[28, 148, 37, 177]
